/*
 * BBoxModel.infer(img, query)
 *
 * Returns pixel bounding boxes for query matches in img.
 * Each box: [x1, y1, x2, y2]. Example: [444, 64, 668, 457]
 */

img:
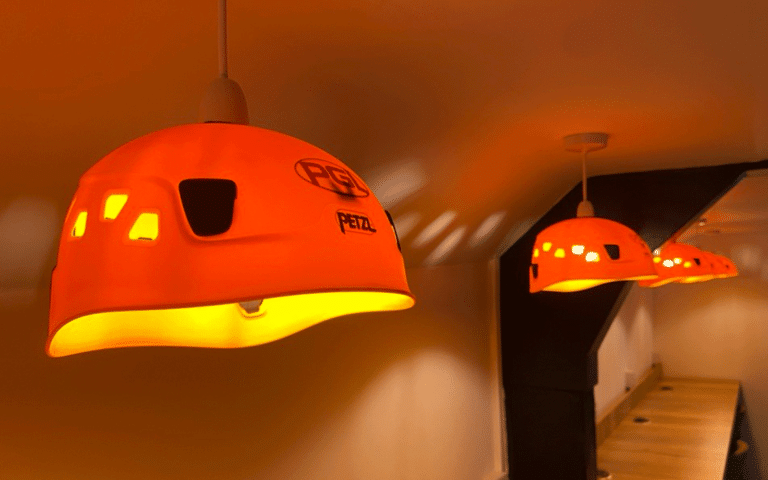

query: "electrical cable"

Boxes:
[218, 0, 228, 78]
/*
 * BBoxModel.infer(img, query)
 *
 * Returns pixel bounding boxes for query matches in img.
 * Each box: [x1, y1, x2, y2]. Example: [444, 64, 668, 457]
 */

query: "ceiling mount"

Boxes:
[564, 132, 609, 153]
[564, 132, 610, 218]
[198, 0, 249, 125]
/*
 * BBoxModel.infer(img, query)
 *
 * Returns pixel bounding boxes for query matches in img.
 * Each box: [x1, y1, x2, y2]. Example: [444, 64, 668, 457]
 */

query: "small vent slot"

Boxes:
[531, 263, 539, 279]
[694, 257, 701, 266]
[71, 211, 88, 238]
[103, 194, 128, 220]
[604, 244, 620, 260]
[179, 179, 237, 237]
[129, 213, 159, 241]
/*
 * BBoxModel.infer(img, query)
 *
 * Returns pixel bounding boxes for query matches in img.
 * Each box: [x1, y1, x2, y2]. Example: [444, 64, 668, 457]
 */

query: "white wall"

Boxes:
[0, 261, 505, 480]
[594, 285, 655, 418]
[653, 232, 768, 479]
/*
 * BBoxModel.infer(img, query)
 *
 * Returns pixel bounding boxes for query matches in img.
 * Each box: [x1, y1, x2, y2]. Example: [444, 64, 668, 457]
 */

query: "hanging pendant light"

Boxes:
[674, 218, 736, 283]
[529, 133, 656, 293]
[711, 254, 739, 279]
[674, 250, 739, 283]
[687, 218, 738, 280]
[638, 216, 739, 287]
[675, 249, 718, 284]
[639, 242, 713, 287]
[47, 0, 414, 357]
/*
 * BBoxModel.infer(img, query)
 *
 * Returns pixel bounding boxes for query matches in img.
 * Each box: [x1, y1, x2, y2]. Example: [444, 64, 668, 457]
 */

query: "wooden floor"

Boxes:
[597, 378, 740, 480]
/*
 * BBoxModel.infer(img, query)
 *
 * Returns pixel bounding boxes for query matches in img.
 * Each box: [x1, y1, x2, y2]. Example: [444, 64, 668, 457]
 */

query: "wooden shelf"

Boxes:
[597, 377, 740, 480]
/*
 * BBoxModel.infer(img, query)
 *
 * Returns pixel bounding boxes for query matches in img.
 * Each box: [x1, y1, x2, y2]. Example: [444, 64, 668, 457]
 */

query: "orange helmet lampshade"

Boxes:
[639, 242, 712, 287]
[48, 123, 414, 357]
[673, 248, 719, 284]
[712, 254, 739, 279]
[529, 217, 656, 293]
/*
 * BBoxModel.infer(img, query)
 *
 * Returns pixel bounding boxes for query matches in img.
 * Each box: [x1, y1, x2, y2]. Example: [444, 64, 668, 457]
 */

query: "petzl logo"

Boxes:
[337, 211, 377, 235]
[295, 158, 370, 197]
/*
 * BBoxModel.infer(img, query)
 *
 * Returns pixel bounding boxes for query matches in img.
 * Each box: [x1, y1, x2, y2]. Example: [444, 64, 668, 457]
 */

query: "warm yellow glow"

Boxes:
[48, 291, 415, 357]
[129, 213, 159, 241]
[572, 245, 585, 255]
[544, 273, 657, 292]
[103, 194, 128, 220]
[644, 277, 683, 288]
[674, 257, 682, 264]
[71, 211, 87, 237]
[533, 248, 539, 258]
[629, 275, 659, 281]
[678, 275, 716, 284]
[554, 248, 565, 258]
[542, 242, 552, 252]
[653, 256, 661, 263]
[663, 259, 674, 268]
[544, 279, 610, 292]
[585, 251, 600, 262]
[684, 261, 692, 268]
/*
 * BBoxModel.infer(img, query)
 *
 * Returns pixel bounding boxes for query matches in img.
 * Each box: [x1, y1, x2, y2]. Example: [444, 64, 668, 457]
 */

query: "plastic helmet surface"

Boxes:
[712, 254, 738, 279]
[640, 242, 712, 287]
[48, 123, 414, 357]
[530, 217, 656, 293]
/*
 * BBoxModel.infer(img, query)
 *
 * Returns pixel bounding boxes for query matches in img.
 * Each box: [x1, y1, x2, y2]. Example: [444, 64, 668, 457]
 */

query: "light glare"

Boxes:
[392, 211, 421, 239]
[365, 160, 427, 209]
[412, 211, 457, 248]
[424, 226, 467, 266]
[468, 211, 506, 248]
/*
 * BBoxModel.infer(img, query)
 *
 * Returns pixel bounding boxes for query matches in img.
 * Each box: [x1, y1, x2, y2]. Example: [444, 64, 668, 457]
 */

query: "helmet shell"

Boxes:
[49, 123, 413, 355]
[530, 217, 656, 293]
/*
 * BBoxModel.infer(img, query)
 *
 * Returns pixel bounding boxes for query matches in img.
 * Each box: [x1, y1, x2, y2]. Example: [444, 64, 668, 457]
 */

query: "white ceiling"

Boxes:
[678, 170, 768, 242]
[3, 0, 768, 297]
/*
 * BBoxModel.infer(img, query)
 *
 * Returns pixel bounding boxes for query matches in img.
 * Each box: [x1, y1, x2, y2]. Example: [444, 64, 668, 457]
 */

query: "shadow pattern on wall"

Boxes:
[499, 159, 768, 480]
